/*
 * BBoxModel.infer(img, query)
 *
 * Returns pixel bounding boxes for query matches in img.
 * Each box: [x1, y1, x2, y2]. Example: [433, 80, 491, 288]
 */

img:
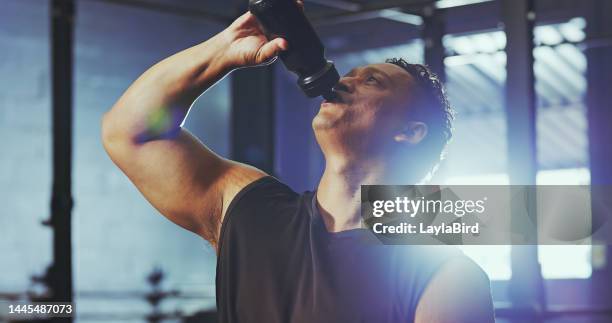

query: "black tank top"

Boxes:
[216, 176, 461, 323]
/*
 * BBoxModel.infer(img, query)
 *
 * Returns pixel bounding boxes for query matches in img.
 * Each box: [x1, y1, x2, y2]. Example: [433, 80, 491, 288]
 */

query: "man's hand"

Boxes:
[219, 0, 303, 68]
[221, 12, 288, 68]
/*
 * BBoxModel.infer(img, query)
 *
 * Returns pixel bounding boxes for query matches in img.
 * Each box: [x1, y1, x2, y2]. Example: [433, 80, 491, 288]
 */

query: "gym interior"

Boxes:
[1, 0, 611, 322]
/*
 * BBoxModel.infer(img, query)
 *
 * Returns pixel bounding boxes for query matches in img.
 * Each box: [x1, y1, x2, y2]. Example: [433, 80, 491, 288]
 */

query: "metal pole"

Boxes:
[422, 4, 446, 83]
[502, 0, 545, 321]
[49, 0, 74, 317]
[230, 66, 276, 174]
[585, 0, 612, 313]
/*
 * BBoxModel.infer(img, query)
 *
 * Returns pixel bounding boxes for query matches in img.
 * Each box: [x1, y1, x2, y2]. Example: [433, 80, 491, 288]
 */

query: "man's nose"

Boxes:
[333, 77, 354, 93]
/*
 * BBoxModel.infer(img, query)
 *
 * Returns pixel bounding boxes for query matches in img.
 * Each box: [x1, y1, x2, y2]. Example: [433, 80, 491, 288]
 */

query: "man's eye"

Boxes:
[366, 76, 379, 84]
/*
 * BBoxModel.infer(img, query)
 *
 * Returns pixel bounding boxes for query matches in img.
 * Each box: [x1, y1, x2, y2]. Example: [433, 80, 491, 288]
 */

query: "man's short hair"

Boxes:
[385, 58, 455, 180]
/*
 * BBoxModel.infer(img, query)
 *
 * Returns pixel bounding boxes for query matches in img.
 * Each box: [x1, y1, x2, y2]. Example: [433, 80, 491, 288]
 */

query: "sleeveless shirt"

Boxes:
[216, 176, 461, 323]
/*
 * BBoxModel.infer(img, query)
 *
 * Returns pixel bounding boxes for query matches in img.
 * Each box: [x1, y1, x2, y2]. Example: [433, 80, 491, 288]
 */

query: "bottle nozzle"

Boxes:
[322, 89, 337, 101]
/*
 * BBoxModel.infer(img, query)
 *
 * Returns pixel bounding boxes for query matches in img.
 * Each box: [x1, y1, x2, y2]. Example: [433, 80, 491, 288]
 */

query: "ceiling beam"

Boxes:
[311, 0, 436, 23]
[84, 0, 232, 25]
[308, 0, 424, 26]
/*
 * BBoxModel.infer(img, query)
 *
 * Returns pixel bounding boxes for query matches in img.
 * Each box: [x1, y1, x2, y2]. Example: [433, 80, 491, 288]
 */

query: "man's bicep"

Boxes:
[108, 128, 266, 243]
[415, 256, 495, 323]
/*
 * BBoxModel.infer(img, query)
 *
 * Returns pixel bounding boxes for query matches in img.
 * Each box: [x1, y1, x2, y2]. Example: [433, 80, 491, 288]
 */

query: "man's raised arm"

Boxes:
[101, 11, 289, 248]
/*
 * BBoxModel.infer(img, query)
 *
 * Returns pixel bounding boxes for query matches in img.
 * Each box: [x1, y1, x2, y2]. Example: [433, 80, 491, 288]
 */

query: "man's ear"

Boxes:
[394, 121, 428, 145]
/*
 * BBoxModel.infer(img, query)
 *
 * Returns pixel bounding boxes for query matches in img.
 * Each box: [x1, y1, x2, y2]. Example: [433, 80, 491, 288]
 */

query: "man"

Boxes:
[102, 3, 495, 322]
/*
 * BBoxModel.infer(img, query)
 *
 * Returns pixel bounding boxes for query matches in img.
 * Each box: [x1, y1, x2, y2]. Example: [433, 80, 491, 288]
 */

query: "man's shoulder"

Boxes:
[231, 174, 294, 198]
[415, 255, 495, 322]
[225, 175, 304, 216]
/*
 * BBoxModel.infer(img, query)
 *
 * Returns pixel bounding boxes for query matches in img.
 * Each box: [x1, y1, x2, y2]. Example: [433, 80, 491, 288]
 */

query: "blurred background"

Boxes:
[1, 0, 611, 322]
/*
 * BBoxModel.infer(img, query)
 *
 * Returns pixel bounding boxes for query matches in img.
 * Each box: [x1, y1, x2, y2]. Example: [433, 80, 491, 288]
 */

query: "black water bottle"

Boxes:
[249, 0, 339, 100]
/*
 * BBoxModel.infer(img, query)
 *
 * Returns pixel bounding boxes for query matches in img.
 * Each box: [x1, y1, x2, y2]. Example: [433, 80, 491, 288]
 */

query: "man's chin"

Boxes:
[314, 107, 341, 128]
[312, 114, 335, 131]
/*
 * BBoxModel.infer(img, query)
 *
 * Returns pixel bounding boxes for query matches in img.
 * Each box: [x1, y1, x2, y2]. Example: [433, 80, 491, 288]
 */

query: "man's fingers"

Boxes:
[233, 11, 253, 26]
[274, 38, 289, 51]
[255, 38, 288, 65]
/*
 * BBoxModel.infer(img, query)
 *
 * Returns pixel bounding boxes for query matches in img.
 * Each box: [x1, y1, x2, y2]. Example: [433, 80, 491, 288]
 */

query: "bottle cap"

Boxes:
[297, 61, 340, 98]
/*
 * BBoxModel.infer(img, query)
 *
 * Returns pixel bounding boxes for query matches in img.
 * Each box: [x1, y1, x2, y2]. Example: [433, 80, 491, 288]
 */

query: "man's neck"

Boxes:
[316, 155, 386, 233]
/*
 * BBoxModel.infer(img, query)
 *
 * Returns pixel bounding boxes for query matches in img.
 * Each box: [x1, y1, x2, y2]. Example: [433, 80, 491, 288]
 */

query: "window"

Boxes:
[441, 18, 591, 280]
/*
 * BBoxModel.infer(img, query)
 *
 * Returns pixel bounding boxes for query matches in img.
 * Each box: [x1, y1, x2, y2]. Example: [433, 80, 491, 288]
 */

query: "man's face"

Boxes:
[313, 63, 417, 157]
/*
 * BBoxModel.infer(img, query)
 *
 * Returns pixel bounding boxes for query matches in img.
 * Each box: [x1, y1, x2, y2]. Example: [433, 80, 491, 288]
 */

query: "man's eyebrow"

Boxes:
[344, 67, 393, 84]
[345, 68, 359, 77]
[363, 67, 392, 83]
